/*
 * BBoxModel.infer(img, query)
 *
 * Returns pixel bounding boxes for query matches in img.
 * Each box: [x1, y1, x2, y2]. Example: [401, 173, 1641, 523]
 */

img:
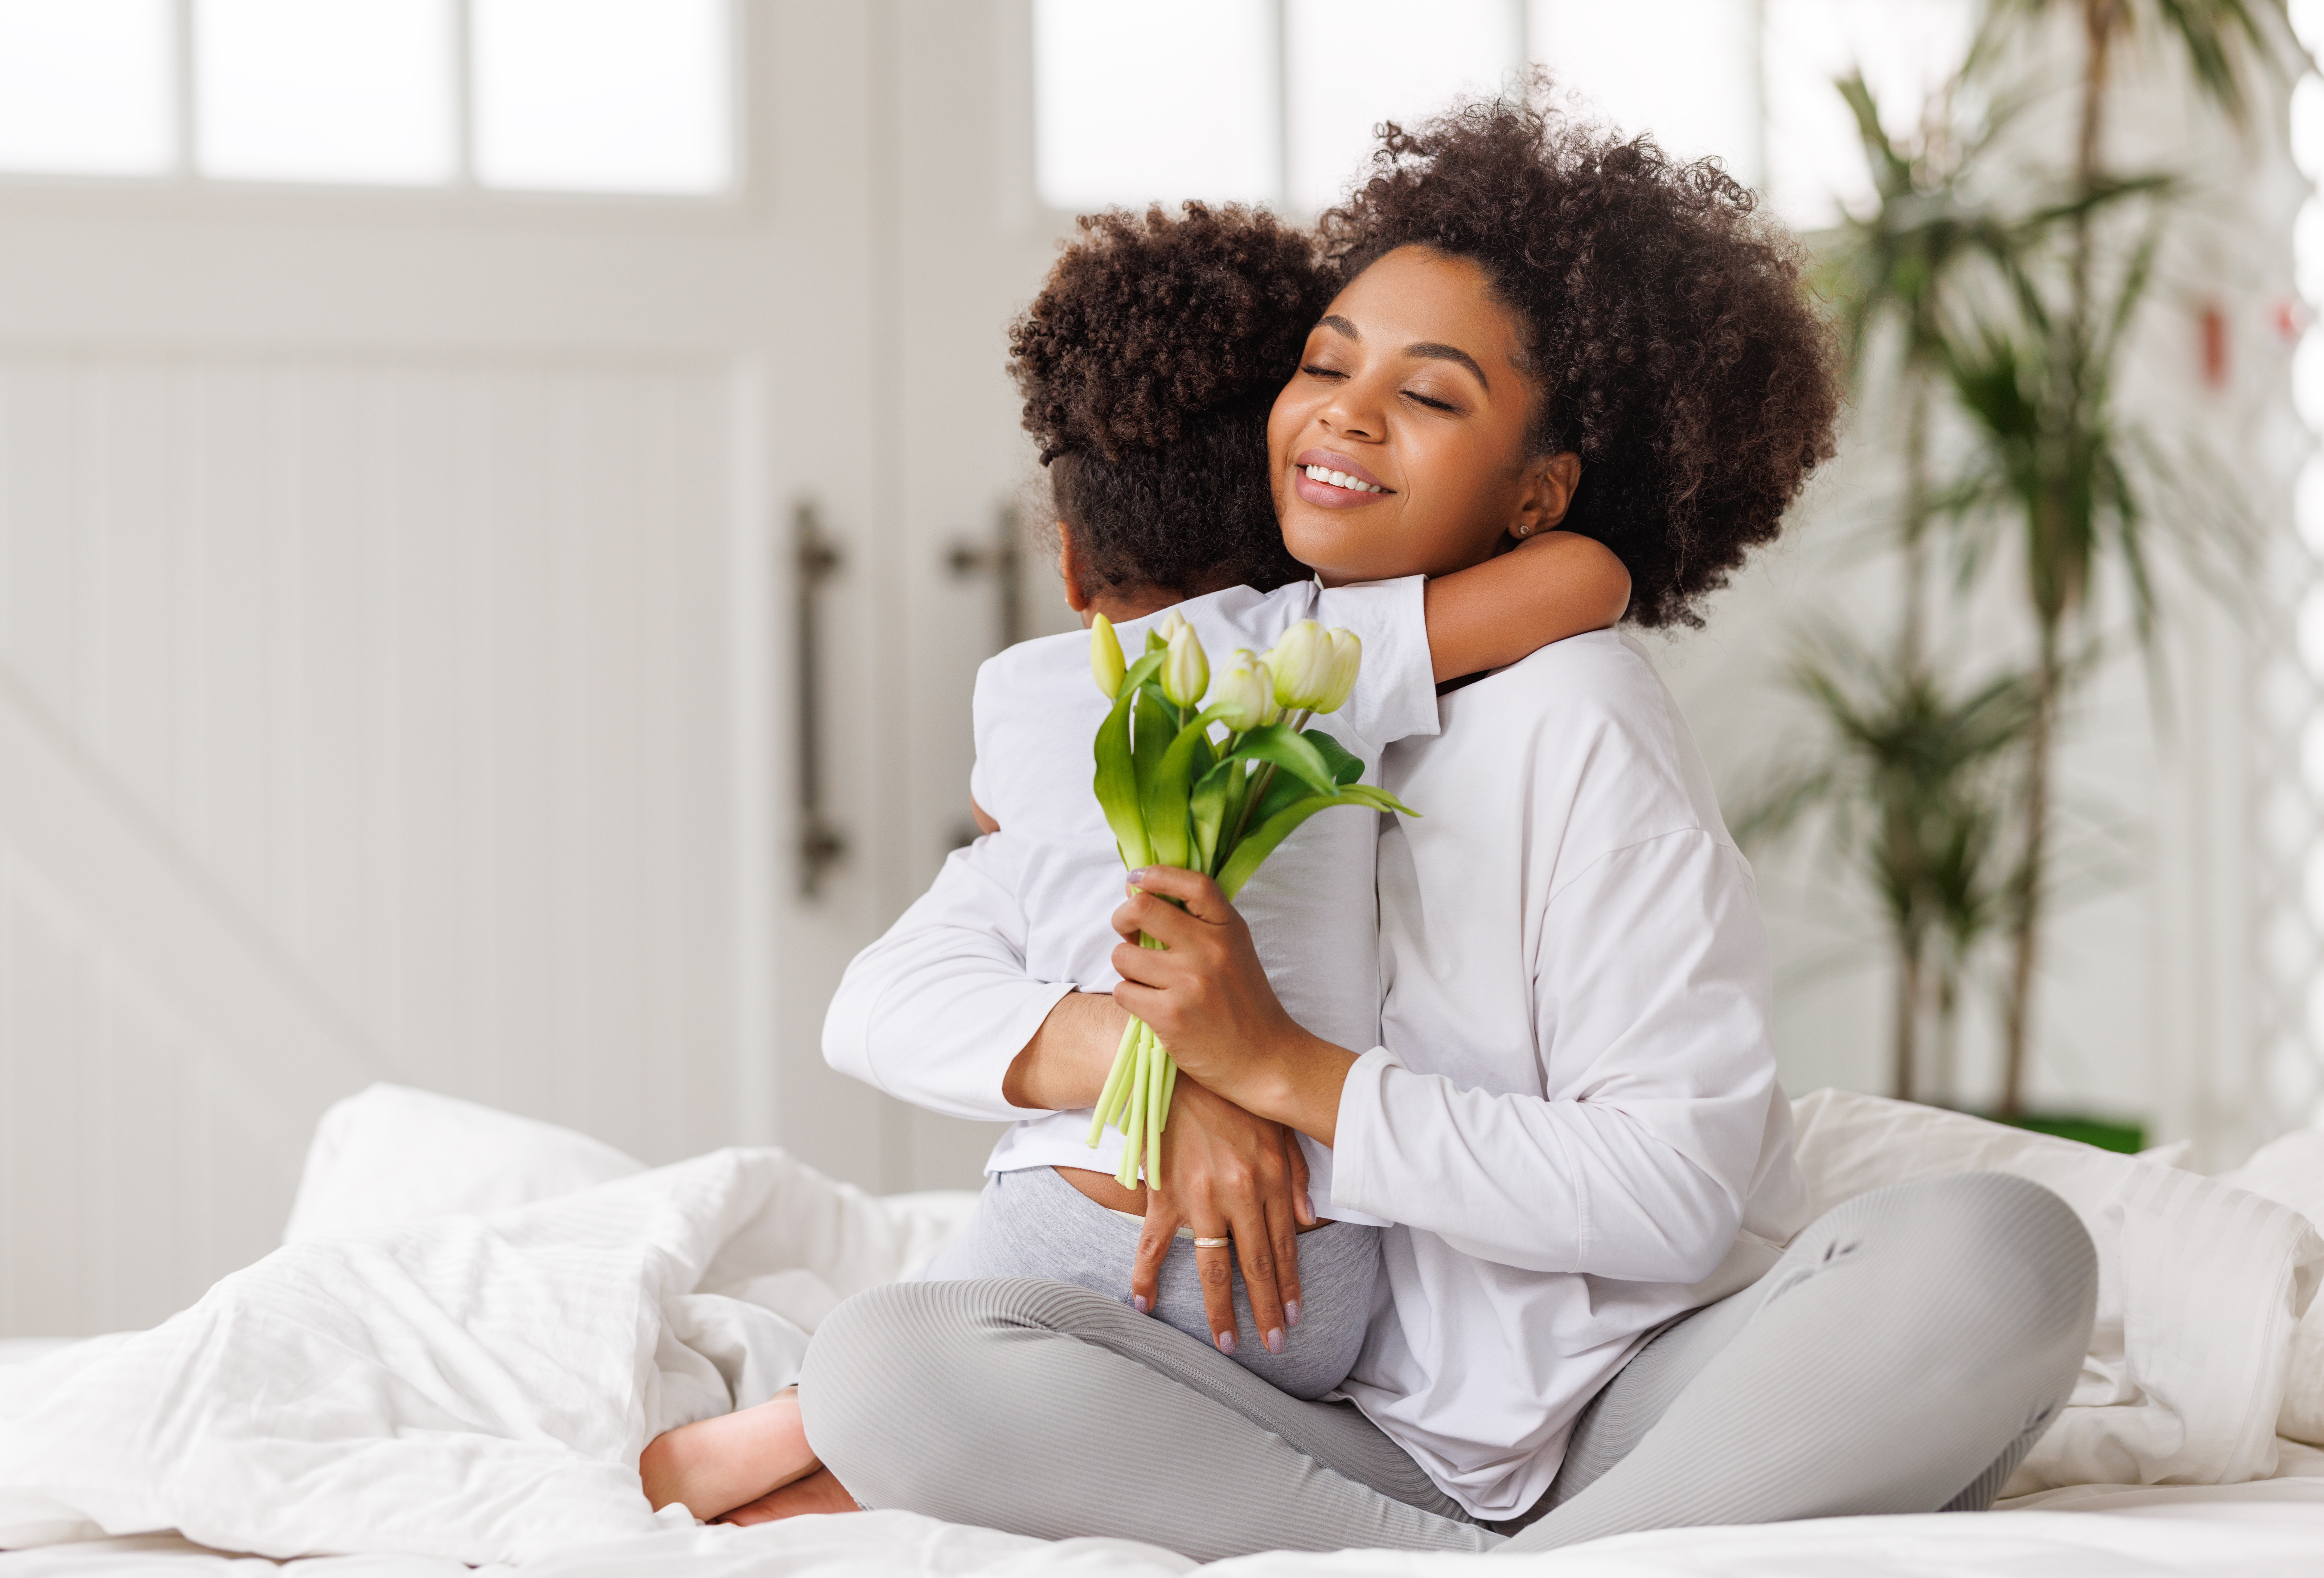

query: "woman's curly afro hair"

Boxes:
[1324, 88, 1842, 627]
[1011, 202, 1332, 600]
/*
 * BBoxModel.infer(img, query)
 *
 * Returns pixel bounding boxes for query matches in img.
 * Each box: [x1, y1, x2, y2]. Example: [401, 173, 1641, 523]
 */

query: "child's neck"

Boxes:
[1079, 586, 1185, 628]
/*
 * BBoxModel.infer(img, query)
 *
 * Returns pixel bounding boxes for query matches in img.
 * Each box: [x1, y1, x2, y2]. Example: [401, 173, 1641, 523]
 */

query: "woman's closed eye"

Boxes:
[1402, 387, 1459, 413]
[1299, 362, 1347, 381]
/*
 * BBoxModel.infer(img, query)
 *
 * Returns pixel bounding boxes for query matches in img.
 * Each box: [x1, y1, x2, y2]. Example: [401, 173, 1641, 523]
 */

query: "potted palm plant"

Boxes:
[1742, 2, 2283, 1142]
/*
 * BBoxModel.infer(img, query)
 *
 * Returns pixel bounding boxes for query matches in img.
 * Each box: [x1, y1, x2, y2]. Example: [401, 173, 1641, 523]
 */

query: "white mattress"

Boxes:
[3, 1482, 2323, 1577]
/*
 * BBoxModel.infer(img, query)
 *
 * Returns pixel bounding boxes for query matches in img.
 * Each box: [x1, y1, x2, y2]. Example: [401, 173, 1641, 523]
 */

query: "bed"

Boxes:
[3, 1085, 2322, 1577]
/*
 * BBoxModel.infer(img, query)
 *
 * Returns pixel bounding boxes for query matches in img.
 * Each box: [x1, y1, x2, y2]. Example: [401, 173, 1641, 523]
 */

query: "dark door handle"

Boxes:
[794, 498, 847, 898]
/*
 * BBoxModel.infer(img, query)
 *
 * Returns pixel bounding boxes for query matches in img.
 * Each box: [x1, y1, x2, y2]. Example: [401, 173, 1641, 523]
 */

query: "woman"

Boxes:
[803, 98, 2098, 1556]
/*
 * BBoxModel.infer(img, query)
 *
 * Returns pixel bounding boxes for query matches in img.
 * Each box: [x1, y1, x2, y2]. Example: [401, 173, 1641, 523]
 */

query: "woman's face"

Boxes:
[1268, 245, 1575, 585]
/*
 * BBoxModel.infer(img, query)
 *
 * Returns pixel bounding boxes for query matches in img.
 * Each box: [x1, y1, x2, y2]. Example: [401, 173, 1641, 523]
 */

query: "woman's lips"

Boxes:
[1290, 452, 1392, 508]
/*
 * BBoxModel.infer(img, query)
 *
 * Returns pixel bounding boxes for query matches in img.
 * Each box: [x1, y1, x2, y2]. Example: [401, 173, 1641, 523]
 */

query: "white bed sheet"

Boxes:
[4, 1486, 2324, 1578]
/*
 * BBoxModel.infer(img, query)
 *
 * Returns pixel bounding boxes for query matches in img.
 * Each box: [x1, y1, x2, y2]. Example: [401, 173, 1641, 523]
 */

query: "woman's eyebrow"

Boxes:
[1317, 315, 1489, 391]
[1404, 342, 1489, 391]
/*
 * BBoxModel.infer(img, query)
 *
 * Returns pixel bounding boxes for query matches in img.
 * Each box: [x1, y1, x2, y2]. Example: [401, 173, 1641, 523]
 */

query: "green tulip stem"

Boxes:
[1221, 708, 1315, 859]
[1087, 1016, 1141, 1148]
[1111, 1036, 1139, 1185]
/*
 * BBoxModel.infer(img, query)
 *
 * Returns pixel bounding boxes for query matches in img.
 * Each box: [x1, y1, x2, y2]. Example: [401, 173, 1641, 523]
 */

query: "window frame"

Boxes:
[0, 0, 745, 207]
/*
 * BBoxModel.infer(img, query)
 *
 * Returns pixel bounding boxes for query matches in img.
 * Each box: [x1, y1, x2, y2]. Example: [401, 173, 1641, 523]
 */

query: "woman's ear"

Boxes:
[1056, 519, 1096, 623]
[1511, 454, 1583, 540]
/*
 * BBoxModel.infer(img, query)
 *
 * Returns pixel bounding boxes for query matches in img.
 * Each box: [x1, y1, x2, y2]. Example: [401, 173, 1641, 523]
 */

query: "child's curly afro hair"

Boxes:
[1010, 202, 1332, 600]
[1323, 88, 1842, 627]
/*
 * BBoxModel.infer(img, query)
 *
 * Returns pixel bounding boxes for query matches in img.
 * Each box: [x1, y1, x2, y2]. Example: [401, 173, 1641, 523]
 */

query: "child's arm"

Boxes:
[1423, 530, 1630, 683]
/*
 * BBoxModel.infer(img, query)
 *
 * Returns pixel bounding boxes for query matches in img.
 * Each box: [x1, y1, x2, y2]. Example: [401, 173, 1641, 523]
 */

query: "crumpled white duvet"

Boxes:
[0, 1086, 973, 1564]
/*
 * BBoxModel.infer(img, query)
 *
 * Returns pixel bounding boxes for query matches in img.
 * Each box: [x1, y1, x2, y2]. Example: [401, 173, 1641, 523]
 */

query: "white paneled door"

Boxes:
[0, 1, 1065, 1335]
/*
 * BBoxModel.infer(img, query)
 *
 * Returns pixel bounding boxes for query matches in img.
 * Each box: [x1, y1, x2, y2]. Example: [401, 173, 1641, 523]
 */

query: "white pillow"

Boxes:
[1789, 1089, 2324, 1493]
[2216, 1127, 2324, 1446]
[282, 1084, 646, 1244]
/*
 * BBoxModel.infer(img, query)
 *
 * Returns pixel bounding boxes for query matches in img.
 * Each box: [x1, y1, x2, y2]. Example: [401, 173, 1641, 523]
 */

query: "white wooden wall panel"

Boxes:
[0, 355, 745, 1332]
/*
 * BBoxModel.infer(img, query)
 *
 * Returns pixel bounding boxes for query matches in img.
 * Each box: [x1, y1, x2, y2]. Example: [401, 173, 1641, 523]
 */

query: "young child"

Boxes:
[641, 202, 1629, 1522]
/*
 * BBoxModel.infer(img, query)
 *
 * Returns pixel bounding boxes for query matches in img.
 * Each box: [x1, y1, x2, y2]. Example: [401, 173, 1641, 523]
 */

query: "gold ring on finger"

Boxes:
[1192, 1235, 1231, 1249]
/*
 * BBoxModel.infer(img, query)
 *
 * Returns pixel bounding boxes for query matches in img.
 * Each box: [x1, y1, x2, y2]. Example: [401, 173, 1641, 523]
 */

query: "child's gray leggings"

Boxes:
[798, 1171, 2098, 1561]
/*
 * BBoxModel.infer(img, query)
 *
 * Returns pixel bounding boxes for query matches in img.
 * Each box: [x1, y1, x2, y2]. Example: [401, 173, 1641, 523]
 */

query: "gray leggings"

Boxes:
[800, 1173, 2098, 1560]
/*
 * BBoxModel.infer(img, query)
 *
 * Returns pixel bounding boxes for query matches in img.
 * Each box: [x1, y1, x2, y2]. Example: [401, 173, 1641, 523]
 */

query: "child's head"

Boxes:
[1273, 89, 1842, 626]
[1012, 203, 1333, 608]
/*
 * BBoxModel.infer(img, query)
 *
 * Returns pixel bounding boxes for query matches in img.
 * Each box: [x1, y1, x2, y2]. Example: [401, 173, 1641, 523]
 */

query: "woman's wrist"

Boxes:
[1220, 1027, 1358, 1148]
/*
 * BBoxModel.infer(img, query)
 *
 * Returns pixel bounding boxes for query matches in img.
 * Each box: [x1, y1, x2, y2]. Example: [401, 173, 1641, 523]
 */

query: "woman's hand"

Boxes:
[1133, 1079, 1314, 1356]
[1110, 867, 1361, 1147]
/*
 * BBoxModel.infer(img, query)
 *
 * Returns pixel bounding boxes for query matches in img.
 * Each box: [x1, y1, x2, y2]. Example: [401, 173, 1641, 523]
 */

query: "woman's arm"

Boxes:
[1111, 839, 1776, 1284]
[1424, 530, 1629, 683]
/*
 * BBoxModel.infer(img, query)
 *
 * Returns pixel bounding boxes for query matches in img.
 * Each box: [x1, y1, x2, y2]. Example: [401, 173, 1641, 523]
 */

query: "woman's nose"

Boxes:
[1320, 403, 1380, 442]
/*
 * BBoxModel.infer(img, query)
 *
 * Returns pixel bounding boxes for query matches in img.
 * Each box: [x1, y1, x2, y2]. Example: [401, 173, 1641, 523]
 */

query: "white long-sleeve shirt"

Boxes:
[824, 626, 1805, 1519]
[827, 579, 1438, 1219]
[1332, 628, 1807, 1516]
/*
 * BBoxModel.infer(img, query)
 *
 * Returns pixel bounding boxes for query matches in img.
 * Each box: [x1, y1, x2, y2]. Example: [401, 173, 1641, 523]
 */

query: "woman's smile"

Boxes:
[1291, 448, 1394, 506]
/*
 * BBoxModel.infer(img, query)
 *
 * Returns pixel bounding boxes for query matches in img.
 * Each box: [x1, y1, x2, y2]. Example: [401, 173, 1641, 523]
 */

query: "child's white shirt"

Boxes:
[961, 578, 1439, 1220]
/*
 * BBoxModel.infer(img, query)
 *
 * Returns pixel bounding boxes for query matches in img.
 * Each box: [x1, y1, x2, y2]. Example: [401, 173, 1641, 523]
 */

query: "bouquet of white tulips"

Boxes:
[1086, 611, 1416, 1189]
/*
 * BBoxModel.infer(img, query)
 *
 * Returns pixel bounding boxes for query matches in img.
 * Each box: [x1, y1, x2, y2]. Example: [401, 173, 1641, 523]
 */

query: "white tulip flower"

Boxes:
[1090, 612, 1126, 700]
[1161, 620, 1209, 709]
[1211, 650, 1278, 732]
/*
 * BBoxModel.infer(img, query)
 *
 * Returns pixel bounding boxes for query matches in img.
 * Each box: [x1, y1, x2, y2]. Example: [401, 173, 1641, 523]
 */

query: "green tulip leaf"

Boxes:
[1225, 722, 1338, 796]
[1132, 687, 1175, 802]
[1143, 706, 1234, 871]
[1191, 763, 1234, 875]
[1329, 781, 1419, 818]
[1303, 727, 1365, 788]
[1093, 651, 1167, 871]
[1249, 761, 1321, 831]
[1218, 790, 1403, 900]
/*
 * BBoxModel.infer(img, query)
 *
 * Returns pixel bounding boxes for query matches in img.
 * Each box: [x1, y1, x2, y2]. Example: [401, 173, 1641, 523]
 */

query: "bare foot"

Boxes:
[638, 1388, 822, 1521]
[717, 1466, 859, 1525]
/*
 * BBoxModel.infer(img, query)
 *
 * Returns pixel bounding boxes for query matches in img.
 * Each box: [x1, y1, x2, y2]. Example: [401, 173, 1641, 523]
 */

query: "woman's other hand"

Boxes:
[1111, 867, 1360, 1146]
[1133, 1080, 1313, 1356]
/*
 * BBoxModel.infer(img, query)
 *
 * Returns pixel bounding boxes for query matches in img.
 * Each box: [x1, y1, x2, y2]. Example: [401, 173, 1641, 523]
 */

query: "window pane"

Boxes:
[1762, 0, 1974, 231]
[195, 0, 453, 184]
[1286, 0, 1520, 213]
[472, 0, 730, 193]
[1033, 0, 1279, 211]
[0, 0, 173, 176]
[1529, 0, 1758, 180]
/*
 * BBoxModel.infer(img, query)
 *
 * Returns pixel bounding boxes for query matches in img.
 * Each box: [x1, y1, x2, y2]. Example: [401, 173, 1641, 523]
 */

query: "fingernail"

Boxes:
[1216, 1330, 1236, 1355]
[1265, 1327, 1285, 1355]
[1127, 868, 1149, 885]
[1285, 1299, 1302, 1329]
[1132, 1295, 1150, 1314]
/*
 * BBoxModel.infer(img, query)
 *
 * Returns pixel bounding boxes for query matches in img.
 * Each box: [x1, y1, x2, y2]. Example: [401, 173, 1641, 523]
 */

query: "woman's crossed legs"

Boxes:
[798, 1172, 2097, 1560]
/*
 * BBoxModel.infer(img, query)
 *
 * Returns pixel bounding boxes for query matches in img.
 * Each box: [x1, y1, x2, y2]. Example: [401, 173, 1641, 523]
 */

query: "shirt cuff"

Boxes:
[1327, 1046, 1401, 1221]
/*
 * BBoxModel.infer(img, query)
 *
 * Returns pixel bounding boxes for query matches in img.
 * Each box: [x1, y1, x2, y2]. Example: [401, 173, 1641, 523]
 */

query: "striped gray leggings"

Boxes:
[799, 1172, 2097, 1561]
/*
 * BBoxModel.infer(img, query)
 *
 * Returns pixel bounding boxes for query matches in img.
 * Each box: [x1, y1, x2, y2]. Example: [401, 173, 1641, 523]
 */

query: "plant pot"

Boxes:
[1988, 1111, 2145, 1155]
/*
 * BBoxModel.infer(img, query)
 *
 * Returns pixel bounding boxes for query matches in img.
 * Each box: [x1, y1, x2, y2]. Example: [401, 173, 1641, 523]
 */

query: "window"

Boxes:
[0, 0, 730, 194]
[196, 0, 456, 185]
[1283, 0, 1520, 213]
[1031, 0, 1280, 211]
[1032, 0, 1976, 231]
[0, 0, 174, 177]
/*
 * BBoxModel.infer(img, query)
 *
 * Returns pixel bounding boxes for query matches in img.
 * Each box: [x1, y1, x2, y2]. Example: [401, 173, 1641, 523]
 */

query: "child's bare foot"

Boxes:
[638, 1388, 822, 1521]
[717, 1466, 859, 1525]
